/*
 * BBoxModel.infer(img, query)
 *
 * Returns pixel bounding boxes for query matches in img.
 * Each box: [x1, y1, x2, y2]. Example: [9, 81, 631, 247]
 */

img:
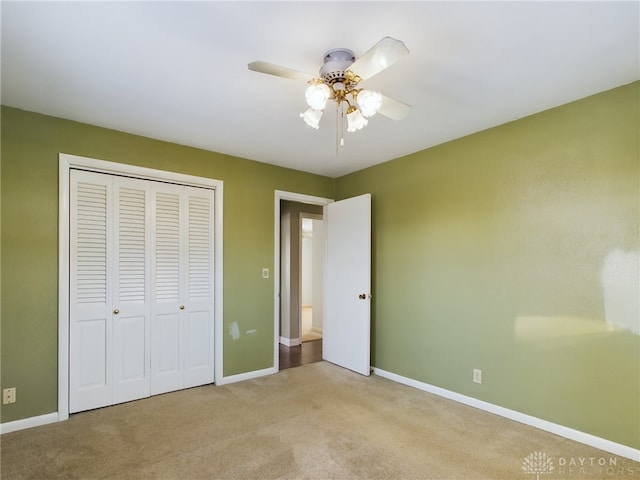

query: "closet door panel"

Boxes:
[113, 178, 151, 403]
[150, 184, 186, 395]
[78, 319, 108, 387]
[185, 310, 211, 382]
[154, 313, 181, 373]
[184, 188, 215, 387]
[70, 171, 113, 413]
[113, 316, 146, 387]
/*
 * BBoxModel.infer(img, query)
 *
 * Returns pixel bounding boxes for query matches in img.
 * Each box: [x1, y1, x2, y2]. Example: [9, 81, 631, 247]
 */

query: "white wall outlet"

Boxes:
[262, 268, 269, 279]
[473, 369, 482, 384]
[2, 387, 16, 404]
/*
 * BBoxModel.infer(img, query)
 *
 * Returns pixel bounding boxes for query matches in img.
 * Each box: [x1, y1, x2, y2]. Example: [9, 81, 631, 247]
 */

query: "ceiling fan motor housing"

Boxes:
[320, 48, 356, 85]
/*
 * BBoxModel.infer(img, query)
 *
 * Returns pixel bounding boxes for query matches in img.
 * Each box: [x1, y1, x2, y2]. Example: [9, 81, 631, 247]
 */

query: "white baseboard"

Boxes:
[279, 336, 301, 347]
[218, 366, 277, 386]
[372, 367, 640, 462]
[1, 412, 59, 434]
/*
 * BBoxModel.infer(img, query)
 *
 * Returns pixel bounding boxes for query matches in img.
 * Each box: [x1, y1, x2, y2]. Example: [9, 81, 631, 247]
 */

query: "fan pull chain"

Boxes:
[336, 101, 345, 156]
[340, 102, 345, 148]
[335, 102, 339, 155]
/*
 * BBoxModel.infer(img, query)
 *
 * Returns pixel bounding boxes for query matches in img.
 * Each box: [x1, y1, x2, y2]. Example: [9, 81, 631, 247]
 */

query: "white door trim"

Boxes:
[58, 153, 224, 420]
[273, 190, 332, 371]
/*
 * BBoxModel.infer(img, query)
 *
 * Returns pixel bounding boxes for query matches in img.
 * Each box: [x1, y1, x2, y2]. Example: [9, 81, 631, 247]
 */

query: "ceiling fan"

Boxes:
[248, 37, 411, 147]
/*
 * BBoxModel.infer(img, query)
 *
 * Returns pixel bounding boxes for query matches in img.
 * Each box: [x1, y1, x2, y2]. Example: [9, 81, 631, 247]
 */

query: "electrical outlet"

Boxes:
[473, 369, 482, 384]
[2, 387, 16, 405]
[262, 268, 269, 279]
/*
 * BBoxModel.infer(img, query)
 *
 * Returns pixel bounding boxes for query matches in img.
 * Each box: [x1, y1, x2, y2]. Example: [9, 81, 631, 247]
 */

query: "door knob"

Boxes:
[358, 294, 366, 300]
[113, 309, 120, 315]
[179, 305, 185, 310]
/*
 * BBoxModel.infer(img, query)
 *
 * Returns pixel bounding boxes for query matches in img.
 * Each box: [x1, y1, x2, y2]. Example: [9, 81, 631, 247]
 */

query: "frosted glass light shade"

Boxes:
[346, 108, 368, 132]
[305, 83, 331, 110]
[300, 108, 323, 129]
[357, 89, 382, 117]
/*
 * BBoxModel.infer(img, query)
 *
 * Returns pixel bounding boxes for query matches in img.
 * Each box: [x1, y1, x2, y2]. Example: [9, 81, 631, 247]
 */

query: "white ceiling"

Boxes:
[2, 1, 638, 178]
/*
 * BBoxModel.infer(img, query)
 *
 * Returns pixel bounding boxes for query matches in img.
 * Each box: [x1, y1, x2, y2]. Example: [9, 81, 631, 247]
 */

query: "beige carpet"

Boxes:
[1, 362, 638, 479]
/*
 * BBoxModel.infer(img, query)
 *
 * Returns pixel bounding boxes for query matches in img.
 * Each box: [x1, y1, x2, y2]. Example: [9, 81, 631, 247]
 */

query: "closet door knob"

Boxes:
[179, 305, 185, 310]
[113, 309, 120, 315]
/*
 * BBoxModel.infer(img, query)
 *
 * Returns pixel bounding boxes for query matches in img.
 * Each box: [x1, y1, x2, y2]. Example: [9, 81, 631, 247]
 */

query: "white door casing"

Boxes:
[323, 193, 372, 376]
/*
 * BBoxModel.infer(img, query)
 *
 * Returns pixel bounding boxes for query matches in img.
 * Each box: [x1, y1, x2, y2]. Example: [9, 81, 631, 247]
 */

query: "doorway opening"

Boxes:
[274, 190, 372, 376]
[274, 191, 332, 371]
[300, 213, 324, 343]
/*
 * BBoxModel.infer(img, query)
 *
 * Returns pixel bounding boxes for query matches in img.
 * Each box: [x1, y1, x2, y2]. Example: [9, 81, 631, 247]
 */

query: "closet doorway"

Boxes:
[58, 154, 223, 419]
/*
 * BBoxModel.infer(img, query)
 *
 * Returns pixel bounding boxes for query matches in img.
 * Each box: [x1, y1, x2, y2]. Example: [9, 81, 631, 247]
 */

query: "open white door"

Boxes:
[323, 193, 371, 376]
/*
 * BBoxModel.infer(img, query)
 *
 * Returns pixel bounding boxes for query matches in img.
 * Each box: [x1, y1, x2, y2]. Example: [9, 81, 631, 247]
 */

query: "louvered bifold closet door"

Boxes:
[112, 177, 151, 404]
[183, 186, 215, 388]
[150, 184, 215, 395]
[70, 171, 152, 413]
[150, 183, 185, 395]
[70, 170, 114, 413]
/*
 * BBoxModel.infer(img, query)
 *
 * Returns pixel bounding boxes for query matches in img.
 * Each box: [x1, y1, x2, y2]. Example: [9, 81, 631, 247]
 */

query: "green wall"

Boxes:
[2, 82, 638, 450]
[0, 106, 334, 423]
[335, 82, 640, 449]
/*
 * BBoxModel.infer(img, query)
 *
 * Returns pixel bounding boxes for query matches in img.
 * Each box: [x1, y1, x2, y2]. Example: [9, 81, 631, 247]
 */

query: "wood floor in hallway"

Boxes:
[279, 339, 322, 370]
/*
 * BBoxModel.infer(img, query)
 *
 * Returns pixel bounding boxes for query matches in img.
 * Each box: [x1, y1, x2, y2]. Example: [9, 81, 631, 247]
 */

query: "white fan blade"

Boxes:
[248, 61, 315, 82]
[378, 95, 411, 120]
[349, 37, 409, 81]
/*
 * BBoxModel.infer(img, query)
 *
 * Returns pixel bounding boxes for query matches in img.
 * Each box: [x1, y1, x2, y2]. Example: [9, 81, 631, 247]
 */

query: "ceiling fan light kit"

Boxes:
[305, 82, 331, 110]
[300, 108, 323, 129]
[356, 90, 383, 117]
[346, 107, 368, 132]
[249, 36, 411, 148]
